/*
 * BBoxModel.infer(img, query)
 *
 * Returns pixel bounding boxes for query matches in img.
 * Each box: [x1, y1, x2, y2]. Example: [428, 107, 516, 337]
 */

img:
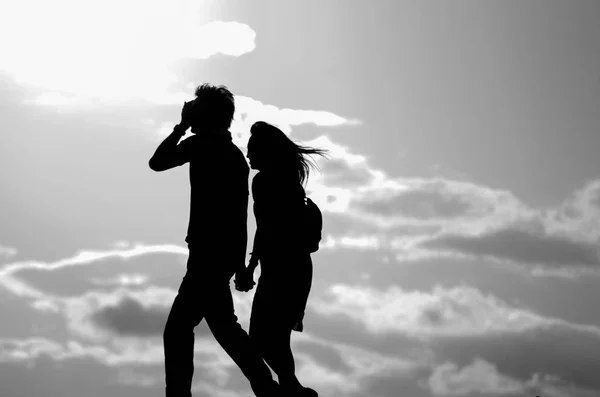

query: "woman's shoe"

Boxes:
[282, 384, 318, 397]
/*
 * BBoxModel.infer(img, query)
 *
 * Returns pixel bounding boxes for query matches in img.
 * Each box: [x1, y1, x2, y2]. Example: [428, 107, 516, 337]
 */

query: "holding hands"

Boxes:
[234, 265, 256, 292]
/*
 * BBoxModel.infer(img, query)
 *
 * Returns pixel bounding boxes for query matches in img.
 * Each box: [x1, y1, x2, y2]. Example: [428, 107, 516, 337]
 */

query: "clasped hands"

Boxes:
[234, 260, 257, 292]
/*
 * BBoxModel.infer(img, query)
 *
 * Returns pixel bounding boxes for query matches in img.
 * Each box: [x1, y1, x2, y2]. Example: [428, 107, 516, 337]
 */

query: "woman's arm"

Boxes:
[247, 227, 262, 272]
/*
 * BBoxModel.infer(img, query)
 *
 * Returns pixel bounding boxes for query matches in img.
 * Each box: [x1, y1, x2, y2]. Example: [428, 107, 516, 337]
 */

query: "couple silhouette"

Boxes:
[149, 84, 327, 397]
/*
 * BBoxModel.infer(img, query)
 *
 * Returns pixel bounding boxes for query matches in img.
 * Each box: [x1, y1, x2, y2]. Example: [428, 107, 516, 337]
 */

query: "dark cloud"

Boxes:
[355, 189, 473, 220]
[422, 227, 600, 268]
[91, 298, 169, 337]
[304, 307, 431, 362]
[362, 373, 432, 397]
[0, 356, 156, 397]
[90, 295, 215, 339]
[433, 326, 600, 391]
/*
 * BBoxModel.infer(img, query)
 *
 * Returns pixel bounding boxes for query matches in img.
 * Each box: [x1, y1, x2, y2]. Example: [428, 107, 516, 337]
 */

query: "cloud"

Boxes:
[310, 283, 600, 339]
[91, 296, 169, 338]
[547, 179, 600, 241]
[231, 96, 360, 136]
[60, 287, 174, 342]
[421, 227, 600, 270]
[0, 243, 187, 292]
[428, 359, 523, 396]
[356, 182, 474, 220]
[224, 97, 360, 147]
[317, 157, 373, 189]
[347, 177, 531, 231]
[426, 359, 599, 397]
[304, 138, 600, 275]
[299, 139, 533, 233]
[153, 96, 361, 149]
[89, 274, 149, 287]
[1, 0, 256, 103]
[307, 282, 600, 395]
[290, 332, 428, 396]
[435, 326, 600, 394]
[288, 130, 600, 276]
[0, 244, 17, 259]
[23, 92, 95, 109]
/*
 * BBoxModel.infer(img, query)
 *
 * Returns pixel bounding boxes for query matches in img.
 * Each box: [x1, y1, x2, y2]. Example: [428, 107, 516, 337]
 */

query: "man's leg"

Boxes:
[163, 271, 205, 397]
[204, 274, 276, 397]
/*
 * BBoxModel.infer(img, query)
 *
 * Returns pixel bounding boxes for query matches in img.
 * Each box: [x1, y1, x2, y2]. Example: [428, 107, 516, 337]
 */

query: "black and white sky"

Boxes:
[1, 1, 600, 396]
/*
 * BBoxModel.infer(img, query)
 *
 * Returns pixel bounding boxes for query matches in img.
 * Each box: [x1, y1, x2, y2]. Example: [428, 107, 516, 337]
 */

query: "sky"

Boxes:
[1, 0, 600, 396]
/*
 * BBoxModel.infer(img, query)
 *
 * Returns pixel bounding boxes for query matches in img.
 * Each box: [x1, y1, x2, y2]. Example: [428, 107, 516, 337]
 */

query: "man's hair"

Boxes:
[194, 83, 235, 128]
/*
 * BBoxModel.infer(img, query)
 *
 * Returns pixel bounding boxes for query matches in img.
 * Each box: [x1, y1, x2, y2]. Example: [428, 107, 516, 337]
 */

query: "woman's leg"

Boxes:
[252, 323, 302, 388]
[249, 279, 309, 392]
[251, 255, 317, 395]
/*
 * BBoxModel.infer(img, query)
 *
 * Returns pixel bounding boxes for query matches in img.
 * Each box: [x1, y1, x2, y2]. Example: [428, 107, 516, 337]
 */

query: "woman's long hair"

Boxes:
[250, 121, 328, 185]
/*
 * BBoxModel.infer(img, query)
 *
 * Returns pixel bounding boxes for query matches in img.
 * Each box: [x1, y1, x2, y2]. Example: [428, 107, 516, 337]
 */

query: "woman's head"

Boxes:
[247, 121, 328, 184]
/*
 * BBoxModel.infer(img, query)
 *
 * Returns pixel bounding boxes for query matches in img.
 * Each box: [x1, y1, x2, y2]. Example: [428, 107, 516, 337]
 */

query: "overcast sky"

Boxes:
[2, 1, 600, 396]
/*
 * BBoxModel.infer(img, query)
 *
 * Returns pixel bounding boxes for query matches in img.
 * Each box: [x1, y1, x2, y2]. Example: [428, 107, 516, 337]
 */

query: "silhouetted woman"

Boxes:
[238, 121, 327, 397]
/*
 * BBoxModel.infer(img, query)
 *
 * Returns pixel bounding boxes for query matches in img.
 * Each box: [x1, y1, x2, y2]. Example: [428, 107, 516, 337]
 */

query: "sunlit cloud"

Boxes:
[90, 274, 150, 287]
[153, 95, 361, 150]
[0, 243, 187, 281]
[231, 95, 361, 137]
[0, 0, 256, 103]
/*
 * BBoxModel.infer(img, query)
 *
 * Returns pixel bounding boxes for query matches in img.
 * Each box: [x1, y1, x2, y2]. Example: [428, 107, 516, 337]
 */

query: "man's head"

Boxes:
[189, 84, 235, 133]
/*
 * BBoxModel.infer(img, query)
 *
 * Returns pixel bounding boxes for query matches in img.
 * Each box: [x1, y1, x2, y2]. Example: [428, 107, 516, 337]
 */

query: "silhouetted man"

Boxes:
[149, 84, 277, 397]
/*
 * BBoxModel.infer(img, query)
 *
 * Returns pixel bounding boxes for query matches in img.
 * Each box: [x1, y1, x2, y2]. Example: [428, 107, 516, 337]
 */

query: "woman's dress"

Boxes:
[250, 171, 313, 331]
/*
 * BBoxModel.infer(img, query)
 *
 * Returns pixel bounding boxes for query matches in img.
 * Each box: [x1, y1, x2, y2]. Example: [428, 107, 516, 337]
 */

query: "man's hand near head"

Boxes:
[148, 101, 194, 172]
[177, 100, 195, 132]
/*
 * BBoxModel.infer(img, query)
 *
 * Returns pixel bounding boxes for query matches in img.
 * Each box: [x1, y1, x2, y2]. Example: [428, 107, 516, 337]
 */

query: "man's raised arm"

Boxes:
[149, 101, 197, 171]
[148, 124, 188, 171]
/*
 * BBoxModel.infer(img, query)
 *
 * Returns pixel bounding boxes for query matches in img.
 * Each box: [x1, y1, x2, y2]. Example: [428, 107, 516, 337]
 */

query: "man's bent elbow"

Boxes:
[148, 158, 166, 172]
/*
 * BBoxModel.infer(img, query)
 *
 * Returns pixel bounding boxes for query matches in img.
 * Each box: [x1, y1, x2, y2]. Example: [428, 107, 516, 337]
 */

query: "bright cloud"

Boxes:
[230, 96, 360, 137]
[0, 243, 187, 283]
[89, 274, 150, 287]
[0, 0, 255, 102]
[155, 96, 361, 148]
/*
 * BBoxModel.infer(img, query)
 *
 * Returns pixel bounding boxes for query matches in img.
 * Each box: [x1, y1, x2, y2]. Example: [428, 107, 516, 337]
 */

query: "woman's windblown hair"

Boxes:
[250, 121, 328, 185]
